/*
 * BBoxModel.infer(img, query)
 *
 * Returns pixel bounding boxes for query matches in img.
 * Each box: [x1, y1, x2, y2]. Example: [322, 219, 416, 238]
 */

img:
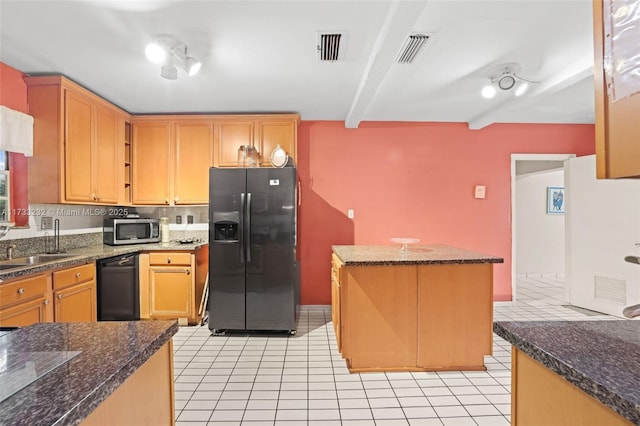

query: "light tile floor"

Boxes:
[172, 276, 615, 425]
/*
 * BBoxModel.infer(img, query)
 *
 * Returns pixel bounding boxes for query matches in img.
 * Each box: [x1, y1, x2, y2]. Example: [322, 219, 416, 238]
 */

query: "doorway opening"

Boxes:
[510, 154, 575, 303]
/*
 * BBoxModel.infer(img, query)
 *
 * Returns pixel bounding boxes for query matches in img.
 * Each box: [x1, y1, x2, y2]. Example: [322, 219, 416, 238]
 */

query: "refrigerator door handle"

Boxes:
[240, 192, 245, 263]
[246, 192, 252, 262]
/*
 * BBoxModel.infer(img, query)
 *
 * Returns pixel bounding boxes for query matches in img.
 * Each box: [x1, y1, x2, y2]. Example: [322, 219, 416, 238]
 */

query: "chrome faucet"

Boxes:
[623, 304, 640, 319]
[6, 244, 16, 260]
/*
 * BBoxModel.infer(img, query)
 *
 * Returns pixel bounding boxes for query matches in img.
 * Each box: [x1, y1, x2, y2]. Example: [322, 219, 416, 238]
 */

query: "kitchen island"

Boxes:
[494, 321, 639, 426]
[331, 244, 503, 372]
[0, 320, 177, 425]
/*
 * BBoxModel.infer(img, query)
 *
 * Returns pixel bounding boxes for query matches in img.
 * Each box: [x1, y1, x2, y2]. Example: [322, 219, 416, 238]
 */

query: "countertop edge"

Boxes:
[493, 322, 639, 425]
[59, 320, 179, 426]
[0, 242, 208, 281]
[332, 244, 504, 266]
[337, 258, 504, 266]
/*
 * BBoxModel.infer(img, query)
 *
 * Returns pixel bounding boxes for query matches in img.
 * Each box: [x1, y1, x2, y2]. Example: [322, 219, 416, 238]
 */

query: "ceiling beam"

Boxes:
[467, 54, 594, 130]
[344, 0, 429, 129]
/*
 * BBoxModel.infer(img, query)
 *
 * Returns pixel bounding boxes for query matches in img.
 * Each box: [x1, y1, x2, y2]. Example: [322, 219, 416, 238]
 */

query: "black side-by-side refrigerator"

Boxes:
[208, 167, 299, 333]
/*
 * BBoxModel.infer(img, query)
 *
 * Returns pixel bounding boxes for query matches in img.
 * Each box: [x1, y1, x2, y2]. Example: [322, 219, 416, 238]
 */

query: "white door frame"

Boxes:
[510, 153, 576, 302]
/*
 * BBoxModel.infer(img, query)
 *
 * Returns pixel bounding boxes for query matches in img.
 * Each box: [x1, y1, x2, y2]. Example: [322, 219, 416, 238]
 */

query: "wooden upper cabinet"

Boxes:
[25, 76, 129, 204]
[131, 122, 173, 205]
[213, 115, 299, 167]
[93, 104, 120, 204]
[131, 118, 214, 206]
[174, 122, 214, 204]
[256, 119, 297, 167]
[593, 0, 640, 179]
[215, 121, 255, 166]
[64, 91, 93, 202]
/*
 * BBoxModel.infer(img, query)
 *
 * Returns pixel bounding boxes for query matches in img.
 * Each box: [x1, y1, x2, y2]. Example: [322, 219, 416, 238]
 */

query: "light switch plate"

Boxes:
[474, 185, 486, 199]
[347, 209, 355, 219]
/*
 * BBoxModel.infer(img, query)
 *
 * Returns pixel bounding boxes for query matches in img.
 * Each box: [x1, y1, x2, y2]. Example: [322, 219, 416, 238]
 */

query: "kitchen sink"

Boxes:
[0, 264, 29, 270]
[0, 254, 81, 272]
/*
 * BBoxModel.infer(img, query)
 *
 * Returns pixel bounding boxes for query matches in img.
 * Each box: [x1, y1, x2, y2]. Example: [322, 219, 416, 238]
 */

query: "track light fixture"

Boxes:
[481, 65, 537, 99]
[145, 36, 202, 79]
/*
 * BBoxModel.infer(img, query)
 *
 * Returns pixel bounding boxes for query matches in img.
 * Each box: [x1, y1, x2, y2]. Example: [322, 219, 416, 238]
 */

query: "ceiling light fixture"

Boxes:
[481, 65, 538, 99]
[145, 36, 202, 79]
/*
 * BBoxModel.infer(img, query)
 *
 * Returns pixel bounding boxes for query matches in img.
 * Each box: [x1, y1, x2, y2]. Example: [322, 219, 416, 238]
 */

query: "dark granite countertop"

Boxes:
[0, 240, 208, 281]
[332, 244, 504, 266]
[0, 320, 178, 426]
[493, 321, 640, 424]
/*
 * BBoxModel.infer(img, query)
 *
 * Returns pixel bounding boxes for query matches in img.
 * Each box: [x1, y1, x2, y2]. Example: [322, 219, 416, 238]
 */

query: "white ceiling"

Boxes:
[0, 0, 596, 129]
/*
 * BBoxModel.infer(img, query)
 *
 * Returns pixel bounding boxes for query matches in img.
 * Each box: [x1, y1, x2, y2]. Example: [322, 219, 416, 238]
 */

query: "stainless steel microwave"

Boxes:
[103, 218, 160, 245]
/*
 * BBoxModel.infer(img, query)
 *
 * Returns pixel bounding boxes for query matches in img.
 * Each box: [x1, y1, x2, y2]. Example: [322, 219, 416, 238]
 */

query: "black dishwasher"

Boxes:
[97, 253, 140, 321]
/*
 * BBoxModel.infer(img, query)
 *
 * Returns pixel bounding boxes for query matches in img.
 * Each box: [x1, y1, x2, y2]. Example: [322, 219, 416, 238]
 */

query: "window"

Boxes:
[0, 151, 10, 223]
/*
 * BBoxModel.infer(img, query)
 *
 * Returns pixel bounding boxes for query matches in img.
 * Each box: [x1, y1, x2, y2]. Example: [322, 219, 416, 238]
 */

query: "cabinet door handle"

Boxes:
[167, 258, 171, 264]
[17, 288, 25, 295]
[174, 197, 179, 204]
[75, 272, 81, 278]
[58, 294, 63, 299]
[165, 199, 169, 205]
[185, 269, 191, 275]
[44, 299, 49, 305]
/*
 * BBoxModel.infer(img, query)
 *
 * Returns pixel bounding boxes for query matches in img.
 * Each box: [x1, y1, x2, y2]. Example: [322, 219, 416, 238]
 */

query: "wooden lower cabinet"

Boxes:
[0, 295, 52, 327]
[333, 259, 493, 372]
[81, 340, 175, 426]
[149, 266, 193, 319]
[512, 348, 632, 426]
[0, 263, 96, 327]
[0, 274, 53, 327]
[139, 247, 208, 325]
[53, 263, 97, 322]
[417, 264, 493, 369]
[341, 264, 418, 371]
[54, 281, 97, 322]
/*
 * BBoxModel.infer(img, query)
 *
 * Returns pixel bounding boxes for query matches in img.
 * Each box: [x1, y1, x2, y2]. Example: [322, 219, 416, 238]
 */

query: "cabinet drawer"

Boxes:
[149, 252, 192, 266]
[0, 274, 49, 308]
[53, 263, 96, 290]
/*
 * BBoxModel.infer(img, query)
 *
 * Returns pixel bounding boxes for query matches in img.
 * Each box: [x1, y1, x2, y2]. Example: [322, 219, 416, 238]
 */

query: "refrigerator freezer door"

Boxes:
[209, 168, 247, 331]
[245, 168, 296, 330]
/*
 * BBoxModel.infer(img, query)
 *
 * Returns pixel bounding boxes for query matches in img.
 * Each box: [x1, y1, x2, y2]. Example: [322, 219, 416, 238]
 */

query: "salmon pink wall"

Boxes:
[297, 121, 595, 304]
[0, 62, 28, 226]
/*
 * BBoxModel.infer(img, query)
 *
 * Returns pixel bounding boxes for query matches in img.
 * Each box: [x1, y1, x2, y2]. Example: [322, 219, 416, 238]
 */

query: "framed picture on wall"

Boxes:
[547, 186, 565, 214]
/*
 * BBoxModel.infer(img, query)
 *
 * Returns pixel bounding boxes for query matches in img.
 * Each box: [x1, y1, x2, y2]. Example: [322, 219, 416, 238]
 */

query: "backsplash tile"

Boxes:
[0, 204, 210, 259]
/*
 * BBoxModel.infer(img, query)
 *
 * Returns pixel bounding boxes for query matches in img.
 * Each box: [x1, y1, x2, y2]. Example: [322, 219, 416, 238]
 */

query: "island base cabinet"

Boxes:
[417, 264, 492, 370]
[512, 348, 632, 426]
[81, 340, 175, 426]
[336, 261, 493, 372]
[341, 265, 418, 371]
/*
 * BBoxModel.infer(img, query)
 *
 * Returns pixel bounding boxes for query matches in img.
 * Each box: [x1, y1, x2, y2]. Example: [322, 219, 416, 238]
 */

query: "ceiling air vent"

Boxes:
[396, 33, 430, 64]
[317, 32, 345, 62]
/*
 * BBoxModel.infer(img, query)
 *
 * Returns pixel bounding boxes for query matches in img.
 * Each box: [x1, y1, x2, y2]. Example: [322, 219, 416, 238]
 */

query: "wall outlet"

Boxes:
[474, 185, 486, 199]
[41, 216, 53, 230]
[175, 215, 182, 224]
[187, 215, 194, 224]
